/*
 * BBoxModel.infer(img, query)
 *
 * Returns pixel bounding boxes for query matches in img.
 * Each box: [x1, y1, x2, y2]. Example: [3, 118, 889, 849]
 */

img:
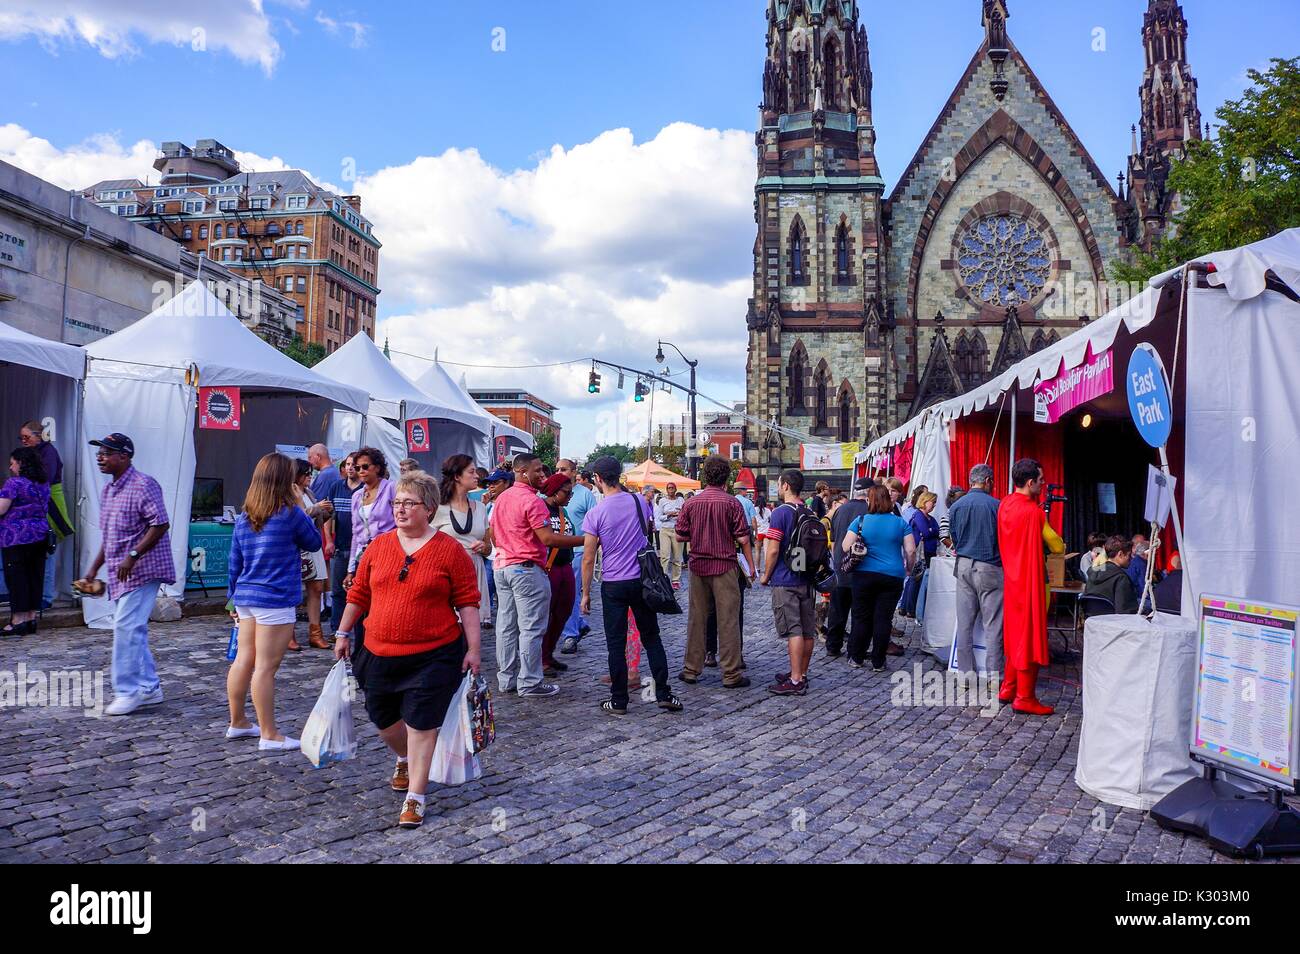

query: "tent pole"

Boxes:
[1007, 393, 1017, 494]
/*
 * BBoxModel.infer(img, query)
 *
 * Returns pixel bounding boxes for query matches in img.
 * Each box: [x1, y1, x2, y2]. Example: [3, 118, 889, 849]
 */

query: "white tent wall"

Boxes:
[907, 416, 954, 522]
[0, 364, 81, 601]
[366, 417, 407, 475]
[1181, 285, 1300, 612]
[78, 370, 196, 629]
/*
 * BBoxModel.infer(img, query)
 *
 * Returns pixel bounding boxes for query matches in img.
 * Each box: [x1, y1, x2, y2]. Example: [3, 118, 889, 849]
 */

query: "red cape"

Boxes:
[998, 491, 1050, 670]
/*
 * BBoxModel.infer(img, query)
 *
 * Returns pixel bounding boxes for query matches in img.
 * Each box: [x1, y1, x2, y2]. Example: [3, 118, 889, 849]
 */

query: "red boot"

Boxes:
[1013, 664, 1054, 715]
[998, 668, 1017, 703]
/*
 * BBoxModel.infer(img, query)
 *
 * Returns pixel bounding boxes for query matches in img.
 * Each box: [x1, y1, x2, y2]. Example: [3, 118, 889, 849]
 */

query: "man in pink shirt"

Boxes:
[491, 454, 583, 697]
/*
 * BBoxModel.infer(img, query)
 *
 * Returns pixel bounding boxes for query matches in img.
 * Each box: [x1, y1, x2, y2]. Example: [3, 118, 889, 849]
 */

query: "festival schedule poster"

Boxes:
[1193, 596, 1299, 787]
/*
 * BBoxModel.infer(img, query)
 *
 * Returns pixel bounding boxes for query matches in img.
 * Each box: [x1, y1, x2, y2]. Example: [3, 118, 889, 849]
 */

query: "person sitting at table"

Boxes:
[1084, 535, 1139, 614]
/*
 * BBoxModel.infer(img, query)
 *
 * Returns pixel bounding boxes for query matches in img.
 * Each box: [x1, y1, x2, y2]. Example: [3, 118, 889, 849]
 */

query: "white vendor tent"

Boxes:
[314, 332, 489, 470]
[412, 359, 532, 469]
[854, 227, 1300, 617]
[78, 281, 369, 627]
[0, 321, 87, 602]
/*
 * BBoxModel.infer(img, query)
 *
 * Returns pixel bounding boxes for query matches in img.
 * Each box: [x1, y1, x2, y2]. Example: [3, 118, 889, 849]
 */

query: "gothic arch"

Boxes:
[836, 379, 859, 443]
[832, 214, 855, 286]
[787, 339, 809, 414]
[787, 215, 811, 287]
[1029, 328, 1049, 353]
[903, 109, 1110, 328]
[954, 330, 989, 387]
[823, 35, 840, 110]
[813, 359, 832, 430]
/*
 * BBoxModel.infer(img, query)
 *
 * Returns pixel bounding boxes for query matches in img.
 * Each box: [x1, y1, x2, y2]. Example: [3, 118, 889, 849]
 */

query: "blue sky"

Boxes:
[1, 0, 1289, 456]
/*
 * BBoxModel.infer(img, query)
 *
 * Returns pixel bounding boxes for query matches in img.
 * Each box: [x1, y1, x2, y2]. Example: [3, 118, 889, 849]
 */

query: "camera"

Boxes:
[1043, 482, 1067, 515]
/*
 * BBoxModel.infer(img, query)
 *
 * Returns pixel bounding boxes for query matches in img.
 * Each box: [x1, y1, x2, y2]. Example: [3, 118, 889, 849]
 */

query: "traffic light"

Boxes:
[633, 379, 649, 402]
[588, 369, 601, 394]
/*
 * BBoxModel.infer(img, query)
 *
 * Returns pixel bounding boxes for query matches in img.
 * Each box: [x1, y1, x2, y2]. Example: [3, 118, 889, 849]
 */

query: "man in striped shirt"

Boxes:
[675, 456, 755, 688]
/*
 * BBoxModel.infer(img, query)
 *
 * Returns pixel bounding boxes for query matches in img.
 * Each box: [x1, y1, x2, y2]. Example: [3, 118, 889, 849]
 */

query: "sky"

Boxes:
[0, 0, 1288, 458]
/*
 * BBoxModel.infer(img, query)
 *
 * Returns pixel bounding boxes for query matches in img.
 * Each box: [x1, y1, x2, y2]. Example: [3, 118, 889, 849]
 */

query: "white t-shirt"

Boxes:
[654, 494, 685, 530]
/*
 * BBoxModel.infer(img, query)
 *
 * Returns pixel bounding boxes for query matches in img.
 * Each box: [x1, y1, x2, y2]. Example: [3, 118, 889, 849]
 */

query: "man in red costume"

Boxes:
[997, 458, 1064, 715]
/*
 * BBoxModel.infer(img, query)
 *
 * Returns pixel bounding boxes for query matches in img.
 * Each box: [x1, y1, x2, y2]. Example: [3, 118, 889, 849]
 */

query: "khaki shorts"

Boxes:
[771, 585, 816, 639]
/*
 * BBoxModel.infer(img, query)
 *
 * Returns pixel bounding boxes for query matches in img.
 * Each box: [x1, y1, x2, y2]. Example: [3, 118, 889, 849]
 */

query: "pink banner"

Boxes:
[1033, 346, 1114, 424]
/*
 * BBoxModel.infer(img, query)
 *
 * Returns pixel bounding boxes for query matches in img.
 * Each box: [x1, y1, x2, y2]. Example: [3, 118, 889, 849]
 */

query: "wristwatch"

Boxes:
[335, 630, 354, 640]
[128, 549, 140, 559]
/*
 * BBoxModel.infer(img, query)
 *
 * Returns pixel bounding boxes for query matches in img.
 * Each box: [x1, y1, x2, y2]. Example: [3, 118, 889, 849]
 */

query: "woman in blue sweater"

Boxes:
[225, 453, 322, 752]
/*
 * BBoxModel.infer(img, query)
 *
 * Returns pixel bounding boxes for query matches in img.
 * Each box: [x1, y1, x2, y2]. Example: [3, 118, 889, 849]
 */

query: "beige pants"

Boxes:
[657, 529, 684, 583]
[683, 569, 744, 683]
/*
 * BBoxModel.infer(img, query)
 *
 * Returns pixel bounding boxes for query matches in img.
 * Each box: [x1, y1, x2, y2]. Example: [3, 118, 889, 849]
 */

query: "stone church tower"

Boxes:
[744, 0, 888, 494]
[743, 1, 1199, 495]
[1124, 0, 1202, 249]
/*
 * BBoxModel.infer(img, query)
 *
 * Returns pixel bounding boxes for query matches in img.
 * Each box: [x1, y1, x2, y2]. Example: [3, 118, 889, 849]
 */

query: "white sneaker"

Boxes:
[105, 695, 143, 716]
[258, 735, 300, 752]
[138, 688, 164, 707]
[225, 724, 260, 739]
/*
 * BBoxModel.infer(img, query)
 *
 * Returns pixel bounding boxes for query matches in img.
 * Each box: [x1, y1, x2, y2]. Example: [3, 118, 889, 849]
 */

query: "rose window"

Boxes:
[957, 215, 1051, 306]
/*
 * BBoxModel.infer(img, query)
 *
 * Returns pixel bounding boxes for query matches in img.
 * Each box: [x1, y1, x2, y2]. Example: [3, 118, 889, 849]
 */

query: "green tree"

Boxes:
[633, 443, 688, 474]
[584, 443, 637, 467]
[282, 334, 326, 368]
[1113, 57, 1300, 285]
[533, 428, 558, 470]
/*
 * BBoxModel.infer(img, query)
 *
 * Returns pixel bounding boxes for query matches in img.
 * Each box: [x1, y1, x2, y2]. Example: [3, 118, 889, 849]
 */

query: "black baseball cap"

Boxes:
[853, 477, 874, 491]
[89, 433, 134, 457]
[590, 455, 622, 485]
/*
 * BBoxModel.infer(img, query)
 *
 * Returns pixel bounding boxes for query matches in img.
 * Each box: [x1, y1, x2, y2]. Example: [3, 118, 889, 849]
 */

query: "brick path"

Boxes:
[0, 583, 1282, 863]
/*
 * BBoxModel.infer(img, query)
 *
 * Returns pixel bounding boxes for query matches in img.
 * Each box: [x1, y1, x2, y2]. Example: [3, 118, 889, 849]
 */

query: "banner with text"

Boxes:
[1032, 346, 1113, 424]
[800, 442, 860, 471]
[406, 418, 430, 453]
[198, 387, 240, 430]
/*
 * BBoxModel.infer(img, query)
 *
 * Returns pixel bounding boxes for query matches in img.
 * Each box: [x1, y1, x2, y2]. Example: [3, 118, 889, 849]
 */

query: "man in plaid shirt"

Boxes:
[76, 434, 175, 716]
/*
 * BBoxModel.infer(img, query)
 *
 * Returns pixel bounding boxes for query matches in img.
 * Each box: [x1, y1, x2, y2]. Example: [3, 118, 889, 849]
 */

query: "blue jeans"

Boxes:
[915, 567, 931, 621]
[561, 559, 585, 640]
[493, 563, 551, 694]
[329, 549, 350, 631]
[42, 541, 57, 608]
[112, 581, 162, 699]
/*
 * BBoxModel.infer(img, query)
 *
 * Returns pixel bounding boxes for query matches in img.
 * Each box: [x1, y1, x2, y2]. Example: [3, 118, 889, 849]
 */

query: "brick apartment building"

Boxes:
[83, 138, 380, 353]
[469, 389, 561, 451]
[655, 403, 746, 461]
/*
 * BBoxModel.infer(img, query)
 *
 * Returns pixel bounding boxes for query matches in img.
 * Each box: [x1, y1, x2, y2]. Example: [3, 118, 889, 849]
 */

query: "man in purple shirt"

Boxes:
[580, 456, 682, 716]
[76, 433, 175, 716]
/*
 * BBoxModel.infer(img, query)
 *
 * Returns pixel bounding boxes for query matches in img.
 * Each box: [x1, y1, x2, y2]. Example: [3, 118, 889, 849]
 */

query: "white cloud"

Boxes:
[358, 122, 756, 456]
[0, 0, 281, 73]
[314, 10, 368, 48]
[0, 123, 158, 190]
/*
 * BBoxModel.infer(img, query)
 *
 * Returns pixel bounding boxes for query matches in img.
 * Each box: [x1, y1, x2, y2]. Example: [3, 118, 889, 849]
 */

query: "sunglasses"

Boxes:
[355, 462, 373, 471]
[398, 554, 415, 582]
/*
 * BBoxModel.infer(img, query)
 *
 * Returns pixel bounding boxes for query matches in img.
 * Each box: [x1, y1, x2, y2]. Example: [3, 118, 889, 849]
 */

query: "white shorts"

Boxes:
[235, 605, 297, 626]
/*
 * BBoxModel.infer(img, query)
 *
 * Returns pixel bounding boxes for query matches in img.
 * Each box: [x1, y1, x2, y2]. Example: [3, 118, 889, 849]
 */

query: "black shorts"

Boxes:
[359, 637, 466, 732]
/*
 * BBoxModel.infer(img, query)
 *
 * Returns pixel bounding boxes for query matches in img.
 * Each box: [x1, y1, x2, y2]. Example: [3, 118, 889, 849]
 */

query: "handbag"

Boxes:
[463, 671, 495, 754]
[839, 540, 868, 574]
[632, 494, 681, 615]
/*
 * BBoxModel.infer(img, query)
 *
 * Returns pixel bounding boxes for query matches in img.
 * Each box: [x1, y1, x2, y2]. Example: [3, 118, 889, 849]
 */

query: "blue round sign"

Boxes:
[1126, 344, 1173, 448]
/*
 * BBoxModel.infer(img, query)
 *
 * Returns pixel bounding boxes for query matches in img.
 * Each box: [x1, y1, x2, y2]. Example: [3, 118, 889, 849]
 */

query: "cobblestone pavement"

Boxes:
[0, 582, 1286, 864]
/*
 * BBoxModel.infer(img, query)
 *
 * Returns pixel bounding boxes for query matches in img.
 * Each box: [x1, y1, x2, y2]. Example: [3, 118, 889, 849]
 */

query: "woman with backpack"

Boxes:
[839, 485, 917, 671]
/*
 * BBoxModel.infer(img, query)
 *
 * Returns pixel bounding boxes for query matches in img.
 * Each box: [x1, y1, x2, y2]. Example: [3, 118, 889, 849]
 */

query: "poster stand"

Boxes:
[1152, 594, 1300, 858]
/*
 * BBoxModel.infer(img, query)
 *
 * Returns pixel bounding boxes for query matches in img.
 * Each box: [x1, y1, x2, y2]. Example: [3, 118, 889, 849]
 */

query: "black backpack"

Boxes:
[781, 503, 829, 581]
[632, 493, 682, 615]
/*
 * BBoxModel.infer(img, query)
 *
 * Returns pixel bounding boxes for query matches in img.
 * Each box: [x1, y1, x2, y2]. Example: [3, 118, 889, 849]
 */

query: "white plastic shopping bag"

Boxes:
[301, 660, 358, 768]
[430, 671, 481, 785]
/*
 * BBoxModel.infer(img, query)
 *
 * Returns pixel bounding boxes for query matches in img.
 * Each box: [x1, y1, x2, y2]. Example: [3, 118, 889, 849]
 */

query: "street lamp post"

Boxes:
[656, 339, 698, 480]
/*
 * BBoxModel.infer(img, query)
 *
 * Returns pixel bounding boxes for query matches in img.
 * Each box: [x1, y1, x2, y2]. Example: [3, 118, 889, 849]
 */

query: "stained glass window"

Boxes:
[957, 215, 1051, 306]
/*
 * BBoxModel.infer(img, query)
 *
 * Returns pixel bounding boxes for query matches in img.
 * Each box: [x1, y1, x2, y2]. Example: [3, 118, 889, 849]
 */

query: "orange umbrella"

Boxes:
[622, 459, 700, 491]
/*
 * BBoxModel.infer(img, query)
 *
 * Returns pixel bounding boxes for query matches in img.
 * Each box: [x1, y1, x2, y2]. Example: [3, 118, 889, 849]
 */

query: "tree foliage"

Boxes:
[583, 444, 637, 467]
[532, 428, 558, 470]
[1113, 57, 1300, 285]
[282, 335, 326, 368]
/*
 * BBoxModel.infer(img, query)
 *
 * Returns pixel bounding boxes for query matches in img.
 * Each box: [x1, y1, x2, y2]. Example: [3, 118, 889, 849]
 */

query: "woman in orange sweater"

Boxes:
[334, 470, 481, 829]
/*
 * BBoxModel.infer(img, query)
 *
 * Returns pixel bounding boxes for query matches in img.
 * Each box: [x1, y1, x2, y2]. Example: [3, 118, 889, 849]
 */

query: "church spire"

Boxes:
[982, 1, 1011, 101]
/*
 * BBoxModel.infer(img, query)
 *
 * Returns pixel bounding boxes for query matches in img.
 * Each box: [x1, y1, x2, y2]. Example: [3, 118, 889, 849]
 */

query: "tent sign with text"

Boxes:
[800, 442, 859, 471]
[1032, 346, 1114, 424]
[198, 386, 240, 430]
[406, 418, 430, 453]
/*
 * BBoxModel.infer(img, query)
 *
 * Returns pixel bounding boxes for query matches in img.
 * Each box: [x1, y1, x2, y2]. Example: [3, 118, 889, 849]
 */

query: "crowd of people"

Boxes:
[2, 419, 1174, 827]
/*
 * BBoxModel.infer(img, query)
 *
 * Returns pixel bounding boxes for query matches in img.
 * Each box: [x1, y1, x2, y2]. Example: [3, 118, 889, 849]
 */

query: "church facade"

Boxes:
[743, 0, 1201, 495]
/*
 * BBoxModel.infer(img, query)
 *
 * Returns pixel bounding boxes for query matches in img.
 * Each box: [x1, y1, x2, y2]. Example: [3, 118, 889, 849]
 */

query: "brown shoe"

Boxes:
[391, 759, 409, 792]
[886, 641, 906, 657]
[308, 625, 331, 650]
[398, 797, 425, 829]
[286, 634, 302, 652]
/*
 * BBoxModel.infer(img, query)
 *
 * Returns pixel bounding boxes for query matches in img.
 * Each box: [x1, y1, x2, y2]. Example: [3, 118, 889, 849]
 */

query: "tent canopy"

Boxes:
[622, 460, 700, 491]
[411, 360, 494, 440]
[0, 320, 86, 380]
[84, 282, 368, 412]
[313, 332, 474, 426]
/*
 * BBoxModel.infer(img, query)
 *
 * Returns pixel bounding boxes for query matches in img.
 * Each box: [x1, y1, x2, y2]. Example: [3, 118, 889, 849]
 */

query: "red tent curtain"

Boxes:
[891, 435, 915, 486]
[948, 412, 1064, 535]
